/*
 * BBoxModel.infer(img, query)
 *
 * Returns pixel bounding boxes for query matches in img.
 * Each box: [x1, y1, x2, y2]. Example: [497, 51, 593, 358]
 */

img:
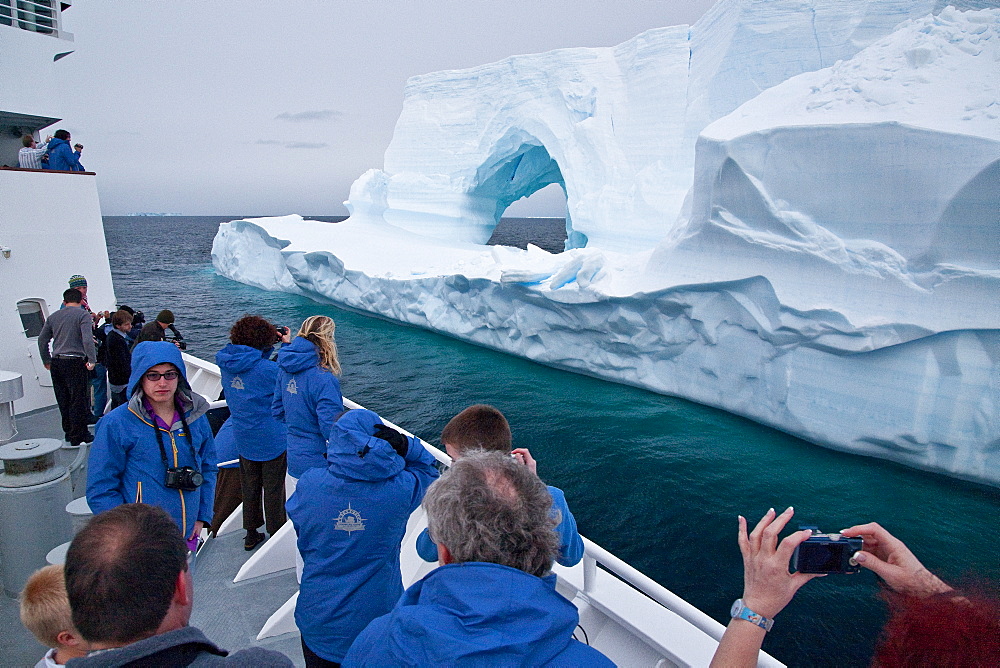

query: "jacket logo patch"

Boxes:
[334, 504, 365, 533]
[231, 376, 245, 390]
[286, 378, 298, 394]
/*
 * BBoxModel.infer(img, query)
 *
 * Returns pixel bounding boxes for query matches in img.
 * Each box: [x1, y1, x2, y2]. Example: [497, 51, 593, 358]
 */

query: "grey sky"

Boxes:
[54, 1, 717, 216]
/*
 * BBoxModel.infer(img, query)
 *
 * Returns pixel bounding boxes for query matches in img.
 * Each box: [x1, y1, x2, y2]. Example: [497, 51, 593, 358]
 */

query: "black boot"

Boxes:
[244, 530, 265, 551]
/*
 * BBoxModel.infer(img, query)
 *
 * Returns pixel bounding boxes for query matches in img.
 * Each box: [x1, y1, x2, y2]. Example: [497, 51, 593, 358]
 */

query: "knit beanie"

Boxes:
[68, 275, 87, 289]
[156, 309, 175, 324]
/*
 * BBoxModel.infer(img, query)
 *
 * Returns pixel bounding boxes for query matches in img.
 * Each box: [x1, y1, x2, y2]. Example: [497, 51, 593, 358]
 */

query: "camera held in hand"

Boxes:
[165, 335, 187, 350]
[164, 465, 203, 491]
[792, 527, 863, 574]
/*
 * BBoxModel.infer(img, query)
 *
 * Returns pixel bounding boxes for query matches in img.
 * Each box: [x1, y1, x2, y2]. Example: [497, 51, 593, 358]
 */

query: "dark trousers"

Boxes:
[211, 467, 243, 535]
[50, 357, 90, 444]
[241, 452, 287, 536]
[110, 388, 128, 409]
[301, 638, 340, 668]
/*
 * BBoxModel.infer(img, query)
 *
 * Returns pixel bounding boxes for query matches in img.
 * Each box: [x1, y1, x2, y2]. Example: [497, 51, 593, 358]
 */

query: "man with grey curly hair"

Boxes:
[343, 450, 613, 666]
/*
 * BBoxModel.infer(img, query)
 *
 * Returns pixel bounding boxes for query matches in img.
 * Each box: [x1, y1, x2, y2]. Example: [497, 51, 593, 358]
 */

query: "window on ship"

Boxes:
[17, 299, 47, 338]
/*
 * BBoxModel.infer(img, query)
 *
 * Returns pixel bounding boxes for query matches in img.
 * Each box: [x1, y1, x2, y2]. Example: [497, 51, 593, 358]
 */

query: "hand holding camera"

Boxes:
[839, 522, 953, 597]
[276, 325, 292, 344]
[736, 507, 821, 620]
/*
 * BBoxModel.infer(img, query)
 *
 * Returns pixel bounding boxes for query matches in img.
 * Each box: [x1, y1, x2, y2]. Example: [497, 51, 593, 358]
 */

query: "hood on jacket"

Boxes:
[215, 343, 267, 374]
[388, 563, 581, 664]
[326, 409, 409, 481]
[127, 341, 209, 425]
[276, 336, 320, 374]
[46, 137, 70, 152]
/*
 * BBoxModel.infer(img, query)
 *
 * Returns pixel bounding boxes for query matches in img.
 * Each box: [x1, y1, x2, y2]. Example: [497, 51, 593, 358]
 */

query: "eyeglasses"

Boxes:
[144, 370, 180, 382]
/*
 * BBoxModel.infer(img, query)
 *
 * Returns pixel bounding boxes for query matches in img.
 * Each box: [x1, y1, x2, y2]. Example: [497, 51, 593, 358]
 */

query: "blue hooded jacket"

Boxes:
[216, 344, 287, 462]
[415, 484, 583, 567]
[87, 341, 218, 537]
[45, 137, 84, 171]
[272, 336, 343, 477]
[287, 409, 440, 663]
[342, 562, 615, 667]
[213, 418, 240, 469]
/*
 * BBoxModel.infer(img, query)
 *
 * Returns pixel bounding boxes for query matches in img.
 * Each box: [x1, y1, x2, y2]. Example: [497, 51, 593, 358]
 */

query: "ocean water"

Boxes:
[104, 216, 1000, 667]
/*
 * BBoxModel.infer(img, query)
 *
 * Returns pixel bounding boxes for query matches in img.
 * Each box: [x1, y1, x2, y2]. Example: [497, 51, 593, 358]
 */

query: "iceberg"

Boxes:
[214, 2, 1000, 487]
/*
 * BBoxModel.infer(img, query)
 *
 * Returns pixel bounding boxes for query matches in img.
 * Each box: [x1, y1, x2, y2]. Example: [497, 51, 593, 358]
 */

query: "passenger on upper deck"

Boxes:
[87, 341, 217, 542]
[45, 129, 84, 172]
[17, 134, 50, 169]
[272, 315, 344, 479]
[415, 404, 584, 567]
[288, 409, 439, 667]
[344, 450, 613, 667]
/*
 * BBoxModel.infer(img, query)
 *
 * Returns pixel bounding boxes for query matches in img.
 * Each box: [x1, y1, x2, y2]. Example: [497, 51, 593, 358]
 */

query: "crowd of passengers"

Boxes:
[22, 305, 1000, 666]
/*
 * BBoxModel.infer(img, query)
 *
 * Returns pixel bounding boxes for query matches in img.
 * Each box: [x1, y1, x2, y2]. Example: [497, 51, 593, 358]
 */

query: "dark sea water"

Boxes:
[103, 216, 1000, 667]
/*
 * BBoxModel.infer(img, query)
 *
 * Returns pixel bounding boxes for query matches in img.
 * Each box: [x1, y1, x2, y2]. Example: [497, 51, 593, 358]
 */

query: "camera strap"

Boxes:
[149, 406, 200, 471]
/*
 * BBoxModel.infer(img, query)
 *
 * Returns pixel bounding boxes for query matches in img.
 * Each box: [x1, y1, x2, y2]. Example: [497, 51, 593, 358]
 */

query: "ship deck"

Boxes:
[0, 406, 306, 666]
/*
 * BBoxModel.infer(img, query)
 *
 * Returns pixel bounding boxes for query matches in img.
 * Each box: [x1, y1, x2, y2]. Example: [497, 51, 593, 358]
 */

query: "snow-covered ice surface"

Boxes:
[214, 2, 1000, 487]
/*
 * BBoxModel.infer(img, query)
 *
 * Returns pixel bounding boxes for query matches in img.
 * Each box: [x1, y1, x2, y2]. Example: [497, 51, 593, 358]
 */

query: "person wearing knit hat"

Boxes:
[134, 309, 185, 350]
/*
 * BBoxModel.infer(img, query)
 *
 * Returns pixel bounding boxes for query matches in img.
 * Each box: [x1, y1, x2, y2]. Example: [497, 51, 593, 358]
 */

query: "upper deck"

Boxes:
[0, 0, 75, 166]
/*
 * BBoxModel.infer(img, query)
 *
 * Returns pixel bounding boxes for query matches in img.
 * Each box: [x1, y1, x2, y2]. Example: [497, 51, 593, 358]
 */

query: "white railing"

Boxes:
[0, 0, 68, 39]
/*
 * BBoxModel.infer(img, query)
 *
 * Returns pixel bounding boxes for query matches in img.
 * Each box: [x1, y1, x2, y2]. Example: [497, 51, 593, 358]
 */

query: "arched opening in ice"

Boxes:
[489, 183, 569, 253]
[470, 131, 582, 252]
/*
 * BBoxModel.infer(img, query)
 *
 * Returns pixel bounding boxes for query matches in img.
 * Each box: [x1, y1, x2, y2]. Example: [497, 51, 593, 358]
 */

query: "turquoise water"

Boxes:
[104, 216, 1000, 667]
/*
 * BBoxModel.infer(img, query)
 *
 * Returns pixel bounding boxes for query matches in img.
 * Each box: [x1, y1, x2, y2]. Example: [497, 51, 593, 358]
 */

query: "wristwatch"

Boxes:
[730, 598, 774, 632]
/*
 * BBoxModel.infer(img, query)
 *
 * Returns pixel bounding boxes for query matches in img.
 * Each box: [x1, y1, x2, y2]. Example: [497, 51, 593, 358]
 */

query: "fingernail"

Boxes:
[854, 552, 867, 563]
[786, 506, 794, 513]
[738, 515, 745, 522]
[768, 507, 775, 514]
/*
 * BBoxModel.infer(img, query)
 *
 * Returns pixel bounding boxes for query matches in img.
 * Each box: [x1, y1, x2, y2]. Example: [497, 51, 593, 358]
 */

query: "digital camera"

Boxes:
[164, 466, 203, 491]
[792, 527, 863, 574]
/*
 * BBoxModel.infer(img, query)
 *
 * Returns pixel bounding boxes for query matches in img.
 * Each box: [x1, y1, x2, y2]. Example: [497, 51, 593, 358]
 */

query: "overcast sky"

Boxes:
[53, 1, 717, 217]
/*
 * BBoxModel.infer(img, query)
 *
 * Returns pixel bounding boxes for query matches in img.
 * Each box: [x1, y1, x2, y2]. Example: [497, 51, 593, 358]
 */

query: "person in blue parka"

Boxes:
[87, 341, 217, 541]
[288, 409, 440, 666]
[45, 129, 85, 171]
[272, 315, 344, 479]
[414, 404, 584, 568]
[342, 451, 613, 667]
[216, 315, 291, 550]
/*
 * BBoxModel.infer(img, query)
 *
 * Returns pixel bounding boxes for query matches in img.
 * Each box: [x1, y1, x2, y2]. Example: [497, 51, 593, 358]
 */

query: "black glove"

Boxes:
[373, 424, 409, 458]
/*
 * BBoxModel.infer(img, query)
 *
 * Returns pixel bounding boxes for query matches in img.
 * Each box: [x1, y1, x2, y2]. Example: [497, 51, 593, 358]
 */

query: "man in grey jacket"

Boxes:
[37, 288, 96, 446]
[64, 503, 292, 667]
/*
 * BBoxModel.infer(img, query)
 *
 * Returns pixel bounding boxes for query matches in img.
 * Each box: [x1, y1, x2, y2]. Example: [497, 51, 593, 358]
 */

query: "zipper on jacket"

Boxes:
[170, 429, 188, 536]
[135, 480, 143, 503]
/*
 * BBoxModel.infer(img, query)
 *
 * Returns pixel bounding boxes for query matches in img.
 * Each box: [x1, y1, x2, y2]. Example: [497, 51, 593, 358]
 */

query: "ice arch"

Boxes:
[472, 133, 580, 250]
